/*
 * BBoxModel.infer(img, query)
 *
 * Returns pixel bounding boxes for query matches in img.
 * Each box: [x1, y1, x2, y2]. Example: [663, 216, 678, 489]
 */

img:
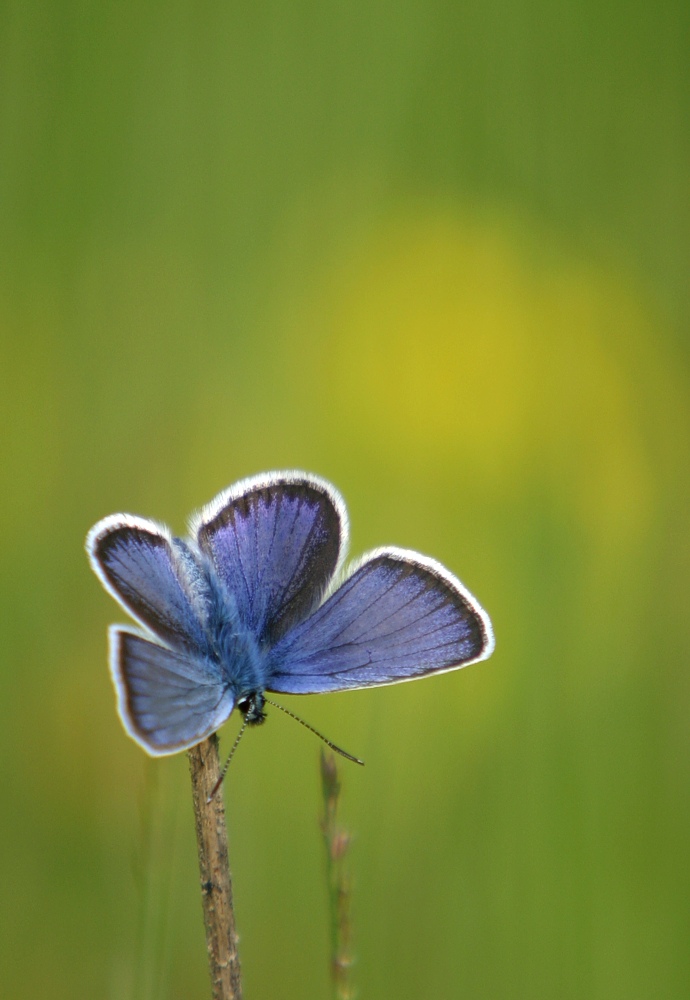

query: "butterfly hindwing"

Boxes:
[192, 472, 347, 645]
[110, 627, 235, 755]
[266, 547, 494, 694]
[87, 516, 210, 655]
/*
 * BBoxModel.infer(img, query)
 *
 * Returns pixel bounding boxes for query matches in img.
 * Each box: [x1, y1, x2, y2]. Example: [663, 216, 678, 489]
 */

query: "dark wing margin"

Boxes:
[265, 547, 494, 694]
[110, 627, 235, 756]
[86, 515, 210, 654]
[191, 471, 348, 646]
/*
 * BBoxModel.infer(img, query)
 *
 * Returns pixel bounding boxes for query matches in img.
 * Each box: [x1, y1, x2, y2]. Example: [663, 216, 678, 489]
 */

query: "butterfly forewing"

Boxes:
[266, 548, 494, 694]
[193, 472, 347, 645]
[111, 627, 235, 755]
[87, 516, 210, 655]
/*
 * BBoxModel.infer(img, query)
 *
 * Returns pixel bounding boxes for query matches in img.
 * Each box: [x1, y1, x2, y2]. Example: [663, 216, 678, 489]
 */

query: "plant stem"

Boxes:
[188, 734, 242, 1000]
[320, 750, 355, 1000]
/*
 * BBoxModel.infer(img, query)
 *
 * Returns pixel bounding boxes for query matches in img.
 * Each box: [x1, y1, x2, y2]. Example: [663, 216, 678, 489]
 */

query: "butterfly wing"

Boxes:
[87, 515, 211, 655]
[192, 471, 348, 646]
[110, 627, 235, 755]
[266, 547, 494, 694]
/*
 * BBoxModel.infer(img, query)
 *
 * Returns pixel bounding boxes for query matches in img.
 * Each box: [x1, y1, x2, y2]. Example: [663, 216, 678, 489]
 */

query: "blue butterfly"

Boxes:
[86, 471, 494, 756]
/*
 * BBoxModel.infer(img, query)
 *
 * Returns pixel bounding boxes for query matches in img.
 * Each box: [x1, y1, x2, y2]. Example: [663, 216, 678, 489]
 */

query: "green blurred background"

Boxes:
[1, 2, 688, 998]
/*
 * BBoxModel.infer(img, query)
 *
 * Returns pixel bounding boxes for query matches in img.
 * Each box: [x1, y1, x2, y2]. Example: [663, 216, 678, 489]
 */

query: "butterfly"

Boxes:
[86, 471, 494, 757]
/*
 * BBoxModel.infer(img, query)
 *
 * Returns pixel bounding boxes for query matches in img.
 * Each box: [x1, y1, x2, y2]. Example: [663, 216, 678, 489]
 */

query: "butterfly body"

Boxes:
[193, 553, 269, 699]
[87, 472, 494, 756]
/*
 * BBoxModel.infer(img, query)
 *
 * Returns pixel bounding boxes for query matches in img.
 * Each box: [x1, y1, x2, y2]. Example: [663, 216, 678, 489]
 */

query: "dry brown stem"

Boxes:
[188, 734, 242, 1000]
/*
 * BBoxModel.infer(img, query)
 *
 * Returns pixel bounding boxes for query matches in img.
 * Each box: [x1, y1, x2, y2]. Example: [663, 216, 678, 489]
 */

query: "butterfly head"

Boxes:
[237, 691, 267, 726]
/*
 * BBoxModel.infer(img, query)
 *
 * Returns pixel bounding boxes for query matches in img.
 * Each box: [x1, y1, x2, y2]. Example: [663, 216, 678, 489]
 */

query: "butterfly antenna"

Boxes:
[263, 696, 364, 766]
[207, 717, 250, 803]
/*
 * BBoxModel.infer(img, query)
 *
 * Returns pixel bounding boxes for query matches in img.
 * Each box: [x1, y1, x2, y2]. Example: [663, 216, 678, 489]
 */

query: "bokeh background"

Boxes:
[1, 2, 688, 998]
